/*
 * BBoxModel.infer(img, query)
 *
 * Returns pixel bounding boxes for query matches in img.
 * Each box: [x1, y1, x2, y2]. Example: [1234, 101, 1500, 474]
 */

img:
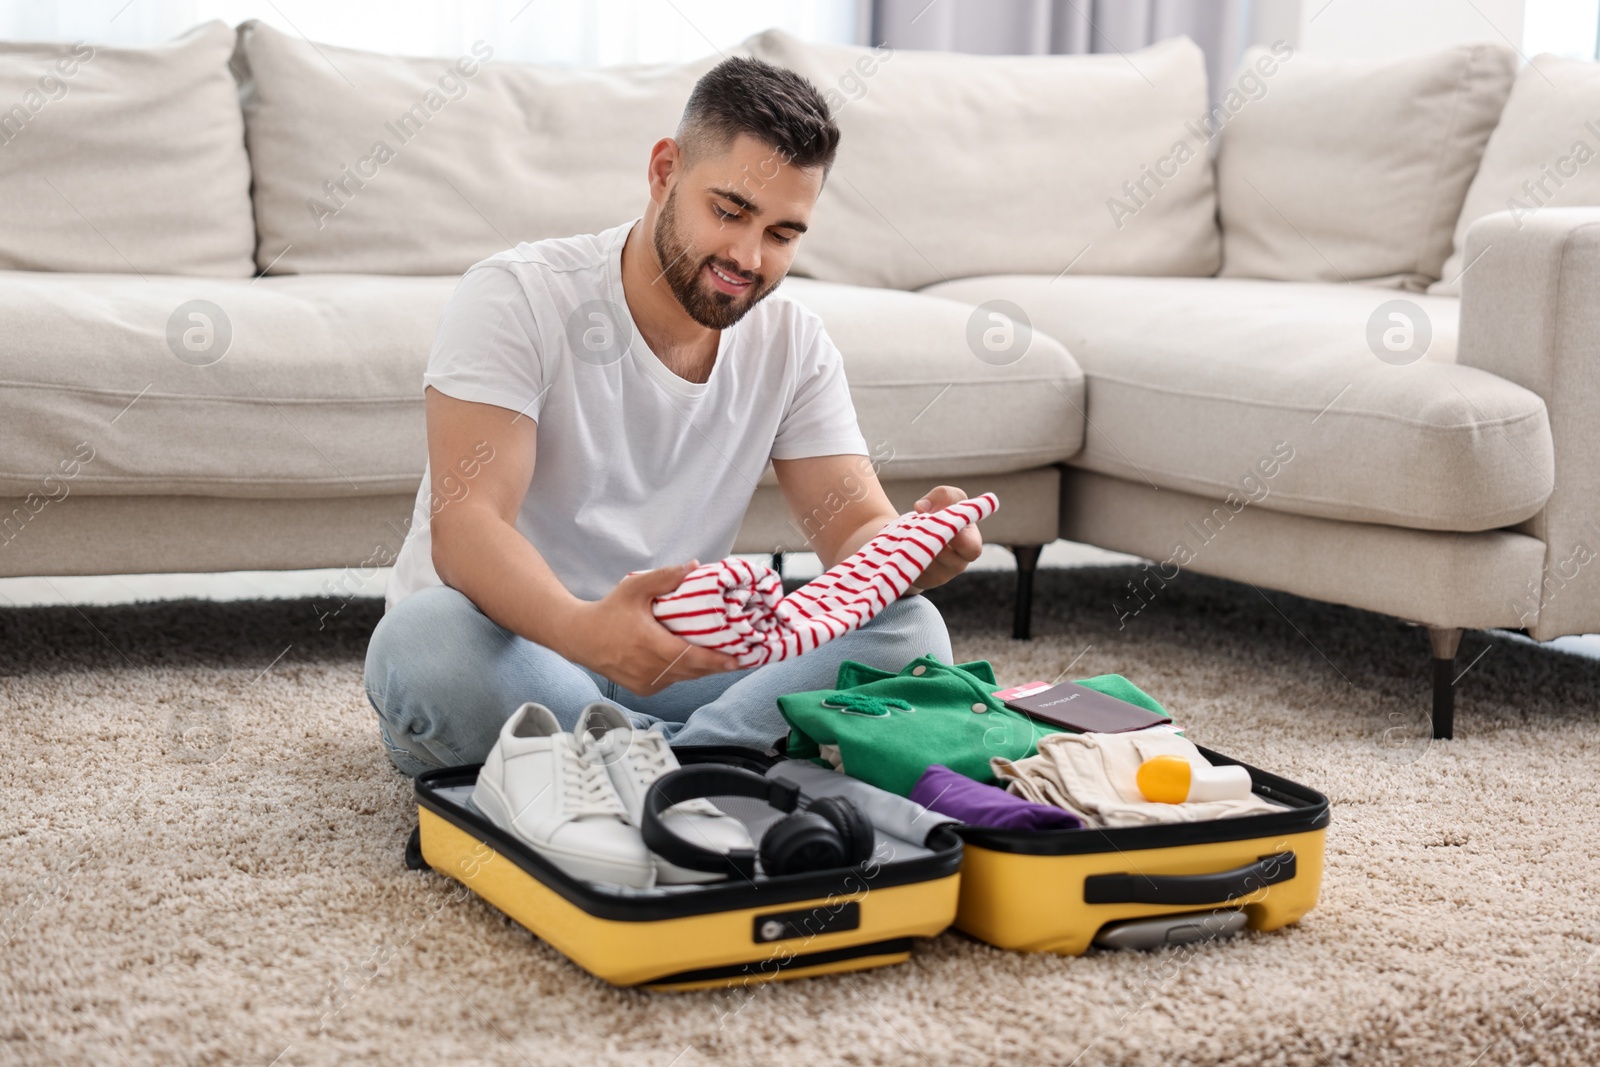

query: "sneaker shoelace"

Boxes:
[619, 732, 721, 816]
[561, 740, 628, 820]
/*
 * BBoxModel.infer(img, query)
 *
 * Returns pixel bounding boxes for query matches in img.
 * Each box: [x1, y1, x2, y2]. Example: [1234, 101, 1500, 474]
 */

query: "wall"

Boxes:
[1296, 0, 1526, 59]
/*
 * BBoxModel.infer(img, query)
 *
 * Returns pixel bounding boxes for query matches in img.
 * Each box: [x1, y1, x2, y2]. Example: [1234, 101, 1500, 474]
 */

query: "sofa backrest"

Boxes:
[13, 20, 1568, 291]
[1433, 53, 1600, 295]
[234, 20, 727, 276]
[237, 23, 1218, 284]
[0, 20, 254, 277]
[746, 29, 1220, 290]
[1215, 42, 1517, 291]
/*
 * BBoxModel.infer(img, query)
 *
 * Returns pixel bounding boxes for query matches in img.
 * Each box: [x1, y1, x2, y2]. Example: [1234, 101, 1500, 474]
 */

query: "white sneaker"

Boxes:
[471, 703, 655, 889]
[575, 702, 754, 884]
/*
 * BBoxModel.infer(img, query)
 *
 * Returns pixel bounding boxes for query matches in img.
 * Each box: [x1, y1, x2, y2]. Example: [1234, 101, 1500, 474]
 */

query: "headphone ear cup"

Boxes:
[804, 795, 876, 868]
[758, 812, 846, 877]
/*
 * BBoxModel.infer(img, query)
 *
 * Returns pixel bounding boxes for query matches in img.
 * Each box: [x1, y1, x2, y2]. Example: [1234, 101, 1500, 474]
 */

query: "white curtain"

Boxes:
[0, 0, 864, 64]
[871, 0, 1298, 102]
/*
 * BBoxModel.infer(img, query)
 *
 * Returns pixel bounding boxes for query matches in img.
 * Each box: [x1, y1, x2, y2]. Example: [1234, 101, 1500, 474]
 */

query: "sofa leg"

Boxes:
[770, 551, 783, 577]
[1428, 626, 1463, 740]
[1009, 544, 1043, 641]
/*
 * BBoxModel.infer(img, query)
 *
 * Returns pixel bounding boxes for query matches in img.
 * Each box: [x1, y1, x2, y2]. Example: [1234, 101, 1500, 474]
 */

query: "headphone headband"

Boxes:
[640, 765, 800, 880]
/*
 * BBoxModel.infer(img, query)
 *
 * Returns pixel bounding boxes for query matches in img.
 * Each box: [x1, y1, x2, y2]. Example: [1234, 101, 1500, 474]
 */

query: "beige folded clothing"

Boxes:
[990, 730, 1282, 828]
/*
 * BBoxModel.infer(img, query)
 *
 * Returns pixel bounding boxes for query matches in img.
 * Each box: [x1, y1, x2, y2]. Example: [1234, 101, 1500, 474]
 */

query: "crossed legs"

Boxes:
[364, 584, 954, 777]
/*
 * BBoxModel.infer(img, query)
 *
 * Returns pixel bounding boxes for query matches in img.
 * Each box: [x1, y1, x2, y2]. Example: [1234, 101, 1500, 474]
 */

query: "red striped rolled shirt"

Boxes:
[651, 493, 999, 667]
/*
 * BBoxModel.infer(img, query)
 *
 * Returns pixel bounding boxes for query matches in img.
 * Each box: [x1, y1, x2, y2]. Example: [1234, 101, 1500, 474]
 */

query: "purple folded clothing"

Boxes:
[909, 764, 1083, 831]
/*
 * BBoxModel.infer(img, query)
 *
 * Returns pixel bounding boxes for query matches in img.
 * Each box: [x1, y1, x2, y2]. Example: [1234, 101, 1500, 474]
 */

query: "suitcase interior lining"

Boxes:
[953, 746, 1331, 856]
[425, 775, 948, 903]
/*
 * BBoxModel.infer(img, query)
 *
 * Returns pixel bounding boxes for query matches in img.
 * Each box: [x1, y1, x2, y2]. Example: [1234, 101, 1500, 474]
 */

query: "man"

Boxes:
[365, 56, 982, 778]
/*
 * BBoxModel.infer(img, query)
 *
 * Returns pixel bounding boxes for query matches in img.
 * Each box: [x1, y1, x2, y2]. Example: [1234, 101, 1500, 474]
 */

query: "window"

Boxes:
[1523, 0, 1600, 60]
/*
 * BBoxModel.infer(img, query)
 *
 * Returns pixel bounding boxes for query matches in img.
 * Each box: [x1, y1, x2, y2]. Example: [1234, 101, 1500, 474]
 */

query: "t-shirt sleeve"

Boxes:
[422, 263, 548, 422]
[770, 319, 870, 461]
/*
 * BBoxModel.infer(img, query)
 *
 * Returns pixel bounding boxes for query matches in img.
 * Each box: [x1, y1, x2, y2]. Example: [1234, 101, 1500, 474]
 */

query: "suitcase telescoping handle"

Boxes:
[1082, 851, 1296, 906]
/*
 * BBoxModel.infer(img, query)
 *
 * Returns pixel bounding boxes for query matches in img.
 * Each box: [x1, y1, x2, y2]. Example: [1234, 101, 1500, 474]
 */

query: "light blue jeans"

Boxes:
[364, 584, 954, 778]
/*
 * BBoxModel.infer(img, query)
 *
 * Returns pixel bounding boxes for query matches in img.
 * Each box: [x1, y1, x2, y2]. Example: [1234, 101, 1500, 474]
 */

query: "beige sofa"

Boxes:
[3, 22, 1598, 739]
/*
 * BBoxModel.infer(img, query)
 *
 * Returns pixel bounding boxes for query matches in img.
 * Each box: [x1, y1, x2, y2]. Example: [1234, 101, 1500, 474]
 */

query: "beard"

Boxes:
[652, 188, 780, 329]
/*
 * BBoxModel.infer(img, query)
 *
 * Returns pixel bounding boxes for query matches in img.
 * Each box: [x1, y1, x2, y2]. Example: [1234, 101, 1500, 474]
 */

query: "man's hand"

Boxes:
[563, 561, 744, 696]
[906, 485, 984, 592]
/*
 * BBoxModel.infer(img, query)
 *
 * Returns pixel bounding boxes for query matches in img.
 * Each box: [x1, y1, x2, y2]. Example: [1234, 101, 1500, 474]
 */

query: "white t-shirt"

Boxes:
[386, 218, 869, 610]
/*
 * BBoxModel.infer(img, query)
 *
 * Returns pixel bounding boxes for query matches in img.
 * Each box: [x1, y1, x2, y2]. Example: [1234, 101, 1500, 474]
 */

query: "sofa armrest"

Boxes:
[1457, 208, 1600, 640]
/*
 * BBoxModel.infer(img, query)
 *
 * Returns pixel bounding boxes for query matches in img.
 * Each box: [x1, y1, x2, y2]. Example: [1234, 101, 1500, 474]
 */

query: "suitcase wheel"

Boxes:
[404, 824, 427, 871]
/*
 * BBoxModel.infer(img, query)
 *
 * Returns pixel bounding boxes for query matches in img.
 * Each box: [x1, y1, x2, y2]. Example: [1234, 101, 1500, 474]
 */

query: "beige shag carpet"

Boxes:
[3, 565, 1599, 1067]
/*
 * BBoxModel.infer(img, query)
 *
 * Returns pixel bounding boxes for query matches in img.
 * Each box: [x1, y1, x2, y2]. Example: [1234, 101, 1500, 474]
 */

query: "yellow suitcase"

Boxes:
[951, 747, 1329, 955]
[405, 748, 964, 990]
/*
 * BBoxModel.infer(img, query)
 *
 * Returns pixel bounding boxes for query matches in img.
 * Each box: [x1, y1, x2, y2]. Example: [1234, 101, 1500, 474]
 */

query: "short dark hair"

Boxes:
[677, 56, 841, 176]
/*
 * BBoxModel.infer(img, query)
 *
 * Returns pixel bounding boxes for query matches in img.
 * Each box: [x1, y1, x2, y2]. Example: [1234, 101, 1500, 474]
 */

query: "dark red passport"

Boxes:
[1001, 681, 1171, 734]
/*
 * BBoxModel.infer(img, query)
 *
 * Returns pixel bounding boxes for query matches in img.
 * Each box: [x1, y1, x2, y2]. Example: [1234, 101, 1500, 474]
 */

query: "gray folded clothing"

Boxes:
[766, 759, 959, 849]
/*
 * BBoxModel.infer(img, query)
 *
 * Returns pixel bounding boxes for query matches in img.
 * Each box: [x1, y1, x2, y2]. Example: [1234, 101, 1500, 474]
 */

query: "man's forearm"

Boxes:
[821, 509, 928, 594]
[432, 509, 590, 659]
[820, 508, 898, 570]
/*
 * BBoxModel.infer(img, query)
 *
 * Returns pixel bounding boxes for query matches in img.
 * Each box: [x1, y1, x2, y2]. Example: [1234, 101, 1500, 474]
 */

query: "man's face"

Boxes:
[652, 132, 824, 329]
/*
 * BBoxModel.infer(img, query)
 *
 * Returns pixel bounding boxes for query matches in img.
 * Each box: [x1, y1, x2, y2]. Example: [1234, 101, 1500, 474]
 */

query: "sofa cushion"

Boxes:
[1218, 44, 1516, 290]
[0, 271, 453, 499]
[922, 275, 1553, 532]
[745, 31, 1219, 291]
[774, 279, 1085, 483]
[0, 272, 1082, 501]
[0, 21, 254, 276]
[1433, 54, 1600, 296]
[234, 21, 725, 276]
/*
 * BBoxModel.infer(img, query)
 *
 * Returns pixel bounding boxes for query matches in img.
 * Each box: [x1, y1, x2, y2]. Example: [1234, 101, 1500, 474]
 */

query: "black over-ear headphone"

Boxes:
[640, 765, 876, 880]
